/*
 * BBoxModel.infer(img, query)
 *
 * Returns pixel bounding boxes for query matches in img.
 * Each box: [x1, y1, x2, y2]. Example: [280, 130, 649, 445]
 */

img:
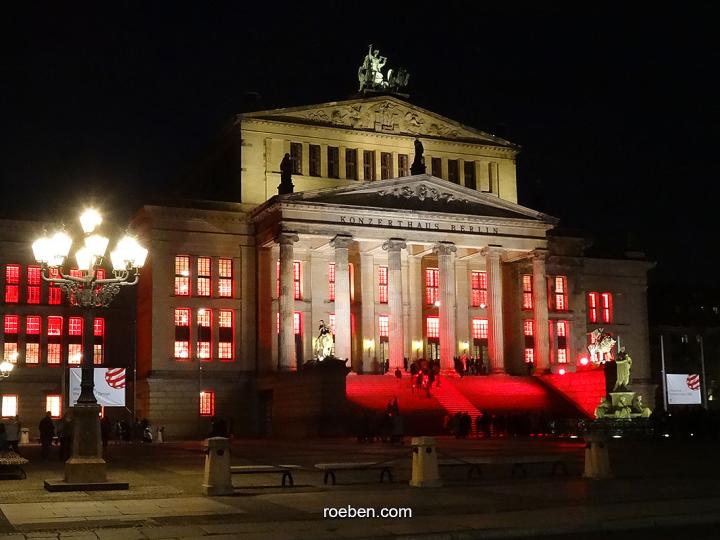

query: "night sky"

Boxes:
[2, 3, 718, 293]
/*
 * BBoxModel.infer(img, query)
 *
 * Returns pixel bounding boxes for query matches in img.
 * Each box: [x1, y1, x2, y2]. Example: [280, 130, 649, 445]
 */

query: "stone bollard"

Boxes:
[409, 436, 442, 487]
[202, 437, 233, 496]
[583, 432, 612, 479]
[20, 428, 29, 445]
[156, 426, 164, 443]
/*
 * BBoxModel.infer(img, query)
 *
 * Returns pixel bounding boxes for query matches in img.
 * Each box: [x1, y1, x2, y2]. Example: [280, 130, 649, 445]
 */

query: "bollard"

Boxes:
[583, 432, 612, 479]
[409, 436, 442, 487]
[20, 428, 30, 445]
[156, 426, 164, 443]
[201, 437, 234, 495]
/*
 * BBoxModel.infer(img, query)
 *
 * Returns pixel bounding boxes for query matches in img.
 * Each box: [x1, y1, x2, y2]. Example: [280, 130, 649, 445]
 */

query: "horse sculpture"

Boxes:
[587, 328, 616, 364]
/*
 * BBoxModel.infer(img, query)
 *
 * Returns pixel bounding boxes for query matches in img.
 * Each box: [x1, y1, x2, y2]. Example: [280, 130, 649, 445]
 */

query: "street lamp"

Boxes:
[0, 360, 14, 379]
[33, 208, 146, 489]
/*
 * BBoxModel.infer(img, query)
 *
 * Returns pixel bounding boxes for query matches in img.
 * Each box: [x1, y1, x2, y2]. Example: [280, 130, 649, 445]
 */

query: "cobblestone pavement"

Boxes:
[0, 437, 718, 539]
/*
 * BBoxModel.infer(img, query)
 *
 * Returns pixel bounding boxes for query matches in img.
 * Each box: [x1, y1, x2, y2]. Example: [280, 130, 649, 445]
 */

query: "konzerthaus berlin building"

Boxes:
[133, 94, 653, 438]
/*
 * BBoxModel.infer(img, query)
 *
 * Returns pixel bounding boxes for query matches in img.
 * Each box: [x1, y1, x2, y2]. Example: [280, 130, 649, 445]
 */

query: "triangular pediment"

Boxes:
[240, 96, 516, 148]
[281, 175, 556, 224]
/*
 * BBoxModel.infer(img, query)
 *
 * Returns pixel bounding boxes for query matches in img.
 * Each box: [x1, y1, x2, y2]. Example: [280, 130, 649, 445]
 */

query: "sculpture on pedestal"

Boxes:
[278, 153, 294, 195]
[315, 320, 334, 361]
[357, 44, 410, 94]
[410, 138, 426, 175]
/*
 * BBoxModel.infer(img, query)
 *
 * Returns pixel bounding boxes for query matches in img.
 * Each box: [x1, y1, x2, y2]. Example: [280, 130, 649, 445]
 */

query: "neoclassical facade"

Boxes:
[134, 95, 653, 437]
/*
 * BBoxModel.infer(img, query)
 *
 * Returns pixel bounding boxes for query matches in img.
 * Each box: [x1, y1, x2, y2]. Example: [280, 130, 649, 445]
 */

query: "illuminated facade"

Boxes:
[134, 95, 653, 437]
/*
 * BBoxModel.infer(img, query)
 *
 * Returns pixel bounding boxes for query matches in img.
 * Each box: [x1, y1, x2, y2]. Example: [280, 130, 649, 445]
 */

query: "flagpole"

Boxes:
[698, 334, 708, 410]
[660, 334, 668, 412]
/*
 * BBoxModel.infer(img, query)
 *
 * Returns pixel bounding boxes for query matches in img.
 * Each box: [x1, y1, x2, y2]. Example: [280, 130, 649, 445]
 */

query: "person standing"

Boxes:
[5, 416, 20, 453]
[39, 412, 55, 460]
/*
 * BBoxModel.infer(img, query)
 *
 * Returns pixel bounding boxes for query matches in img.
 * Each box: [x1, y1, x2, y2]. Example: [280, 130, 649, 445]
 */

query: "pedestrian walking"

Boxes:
[39, 412, 55, 460]
[5, 416, 20, 453]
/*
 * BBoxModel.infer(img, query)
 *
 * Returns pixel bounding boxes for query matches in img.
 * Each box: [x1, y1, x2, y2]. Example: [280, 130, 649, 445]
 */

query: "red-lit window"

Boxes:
[174, 256, 190, 296]
[523, 320, 535, 363]
[601, 293, 613, 323]
[67, 344, 82, 365]
[378, 315, 389, 337]
[4, 315, 18, 334]
[426, 268, 439, 306]
[48, 268, 62, 305]
[96, 268, 106, 280]
[556, 320, 568, 363]
[218, 258, 232, 298]
[276, 311, 302, 335]
[46, 395, 62, 419]
[27, 265, 41, 304]
[199, 390, 215, 416]
[552, 276, 568, 311]
[67, 316, 83, 365]
[378, 266, 388, 304]
[5, 264, 20, 303]
[197, 257, 211, 297]
[68, 317, 83, 336]
[471, 318, 488, 340]
[47, 344, 61, 365]
[174, 308, 190, 360]
[276, 261, 302, 300]
[426, 316, 440, 339]
[47, 316, 63, 365]
[93, 318, 104, 365]
[47, 316, 63, 336]
[471, 271, 488, 308]
[218, 310, 234, 361]
[587, 292, 599, 323]
[25, 316, 41, 365]
[3, 315, 19, 363]
[25, 343, 39, 364]
[197, 309, 212, 361]
[522, 274, 533, 310]
[26, 315, 40, 335]
[328, 263, 336, 301]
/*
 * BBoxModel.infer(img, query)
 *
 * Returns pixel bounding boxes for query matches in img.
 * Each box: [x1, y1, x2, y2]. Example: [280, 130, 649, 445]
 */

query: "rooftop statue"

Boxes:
[358, 44, 410, 93]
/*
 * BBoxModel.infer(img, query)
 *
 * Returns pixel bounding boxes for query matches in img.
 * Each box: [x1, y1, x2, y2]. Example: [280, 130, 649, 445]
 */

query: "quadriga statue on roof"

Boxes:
[357, 44, 409, 93]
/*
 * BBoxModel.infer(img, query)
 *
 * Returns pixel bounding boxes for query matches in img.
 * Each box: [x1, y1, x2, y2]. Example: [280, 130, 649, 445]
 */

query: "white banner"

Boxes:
[666, 373, 701, 405]
[69, 368, 126, 407]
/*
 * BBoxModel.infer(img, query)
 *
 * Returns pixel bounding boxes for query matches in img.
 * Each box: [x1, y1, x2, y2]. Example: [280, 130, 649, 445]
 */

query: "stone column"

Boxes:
[332, 235, 353, 362]
[455, 260, 470, 355]
[484, 246, 505, 372]
[407, 256, 422, 361]
[435, 242, 457, 370]
[277, 232, 299, 371]
[383, 239, 406, 371]
[360, 253, 375, 372]
[532, 250, 550, 372]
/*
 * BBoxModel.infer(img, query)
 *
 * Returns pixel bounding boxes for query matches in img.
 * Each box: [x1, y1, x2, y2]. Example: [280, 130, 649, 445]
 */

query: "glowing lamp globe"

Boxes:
[75, 247, 93, 271]
[84, 234, 109, 258]
[558, 368, 566, 375]
[80, 209, 103, 234]
[580, 357, 589, 366]
[0, 361, 14, 375]
[114, 236, 148, 269]
[32, 236, 51, 264]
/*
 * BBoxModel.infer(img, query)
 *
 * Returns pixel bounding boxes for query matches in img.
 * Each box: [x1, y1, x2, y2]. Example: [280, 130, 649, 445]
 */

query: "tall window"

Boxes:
[587, 292, 613, 323]
[174, 256, 190, 296]
[327, 314, 336, 336]
[471, 271, 488, 308]
[27, 265, 41, 304]
[49, 267, 62, 305]
[46, 395, 62, 418]
[464, 161, 476, 189]
[556, 321, 568, 363]
[378, 315, 389, 339]
[47, 316, 63, 364]
[552, 276, 568, 311]
[426, 316, 440, 339]
[523, 320, 535, 363]
[197, 309, 212, 361]
[275, 311, 302, 335]
[276, 261, 302, 300]
[327, 146, 339, 178]
[425, 268, 439, 305]
[447, 159, 459, 184]
[522, 274, 533, 310]
[1, 395, 18, 417]
[218, 258, 232, 297]
[378, 266, 388, 304]
[380, 152, 393, 179]
[398, 154, 409, 176]
[471, 318, 488, 340]
[25, 315, 41, 364]
[68, 316, 83, 365]
[309, 144, 321, 176]
[346, 149, 358, 180]
[363, 150, 376, 180]
[218, 310, 234, 361]
[328, 263, 336, 301]
[3, 315, 19, 361]
[197, 257, 211, 297]
[488, 162, 499, 193]
[94, 317, 105, 365]
[174, 308, 190, 360]
[290, 142, 302, 174]
[4, 264, 19, 303]
[199, 390, 215, 416]
[601, 293, 613, 323]
[587, 292, 599, 323]
[431, 157, 442, 178]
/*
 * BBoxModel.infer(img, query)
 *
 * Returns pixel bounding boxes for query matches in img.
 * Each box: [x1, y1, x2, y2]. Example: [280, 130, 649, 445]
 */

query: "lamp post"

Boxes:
[0, 359, 14, 379]
[33, 208, 146, 489]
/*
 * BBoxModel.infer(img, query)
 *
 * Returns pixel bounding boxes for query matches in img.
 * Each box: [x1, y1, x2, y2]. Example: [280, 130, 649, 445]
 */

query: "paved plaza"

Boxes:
[0, 437, 719, 539]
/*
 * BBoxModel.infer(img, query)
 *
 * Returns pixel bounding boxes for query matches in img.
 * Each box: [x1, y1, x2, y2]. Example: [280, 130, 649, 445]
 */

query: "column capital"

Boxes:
[276, 231, 299, 245]
[531, 248, 549, 262]
[331, 234, 353, 249]
[481, 245, 504, 258]
[382, 238, 407, 252]
[433, 241, 457, 256]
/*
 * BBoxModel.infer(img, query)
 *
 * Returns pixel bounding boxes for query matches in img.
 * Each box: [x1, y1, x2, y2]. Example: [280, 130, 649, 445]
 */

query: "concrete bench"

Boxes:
[314, 461, 395, 485]
[0, 451, 28, 480]
[230, 464, 301, 487]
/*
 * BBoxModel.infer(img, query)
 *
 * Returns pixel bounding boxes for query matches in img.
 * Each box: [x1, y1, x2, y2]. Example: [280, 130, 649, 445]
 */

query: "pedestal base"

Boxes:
[44, 479, 129, 492]
[65, 457, 106, 484]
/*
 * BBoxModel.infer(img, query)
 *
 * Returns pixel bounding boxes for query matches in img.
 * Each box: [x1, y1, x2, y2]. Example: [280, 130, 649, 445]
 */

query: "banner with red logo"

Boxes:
[69, 368, 126, 406]
[666, 373, 702, 405]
